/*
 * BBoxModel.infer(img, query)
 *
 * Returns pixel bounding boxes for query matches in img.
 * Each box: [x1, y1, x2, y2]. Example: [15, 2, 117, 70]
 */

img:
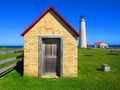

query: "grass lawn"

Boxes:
[0, 48, 23, 76]
[0, 48, 22, 69]
[0, 52, 22, 61]
[0, 48, 120, 90]
[0, 48, 22, 51]
[0, 59, 22, 69]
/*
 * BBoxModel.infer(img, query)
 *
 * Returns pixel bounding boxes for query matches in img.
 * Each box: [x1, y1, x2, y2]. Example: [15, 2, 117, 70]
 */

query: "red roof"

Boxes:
[87, 44, 91, 47]
[94, 42, 103, 45]
[20, 6, 79, 37]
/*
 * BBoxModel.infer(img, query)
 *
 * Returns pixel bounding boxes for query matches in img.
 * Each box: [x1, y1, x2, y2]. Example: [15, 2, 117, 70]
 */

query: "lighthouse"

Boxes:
[80, 15, 87, 48]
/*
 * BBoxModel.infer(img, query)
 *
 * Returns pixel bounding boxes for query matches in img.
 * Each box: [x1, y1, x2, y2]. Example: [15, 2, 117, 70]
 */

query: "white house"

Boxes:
[94, 42, 109, 48]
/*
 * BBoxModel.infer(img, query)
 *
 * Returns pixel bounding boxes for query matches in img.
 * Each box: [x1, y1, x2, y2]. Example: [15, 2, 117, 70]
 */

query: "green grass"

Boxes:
[0, 48, 22, 51]
[0, 48, 23, 77]
[0, 59, 22, 69]
[0, 52, 22, 60]
[0, 48, 120, 90]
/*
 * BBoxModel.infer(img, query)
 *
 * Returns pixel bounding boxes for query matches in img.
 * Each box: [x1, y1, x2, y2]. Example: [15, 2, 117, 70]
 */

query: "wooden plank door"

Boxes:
[43, 39, 60, 76]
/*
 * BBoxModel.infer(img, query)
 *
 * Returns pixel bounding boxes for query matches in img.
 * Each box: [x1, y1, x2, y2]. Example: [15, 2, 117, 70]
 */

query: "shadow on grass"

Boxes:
[83, 54, 94, 56]
[0, 69, 14, 78]
[0, 52, 24, 77]
[14, 60, 23, 76]
[0, 60, 23, 78]
[14, 52, 24, 76]
[96, 68, 102, 71]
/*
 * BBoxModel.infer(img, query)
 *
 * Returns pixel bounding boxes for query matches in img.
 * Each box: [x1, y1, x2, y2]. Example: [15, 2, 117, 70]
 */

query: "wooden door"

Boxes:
[43, 39, 60, 76]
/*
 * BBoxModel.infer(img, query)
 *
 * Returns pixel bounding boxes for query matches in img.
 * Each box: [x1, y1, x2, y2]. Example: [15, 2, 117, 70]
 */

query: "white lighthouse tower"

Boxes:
[80, 15, 87, 48]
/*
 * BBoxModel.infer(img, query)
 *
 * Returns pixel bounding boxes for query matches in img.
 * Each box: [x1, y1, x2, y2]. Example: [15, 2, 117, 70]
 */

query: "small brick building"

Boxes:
[21, 6, 79, 77]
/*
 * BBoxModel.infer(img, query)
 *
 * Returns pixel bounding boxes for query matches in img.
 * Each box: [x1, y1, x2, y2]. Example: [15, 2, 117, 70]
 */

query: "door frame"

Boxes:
[38, 36, 63, 77]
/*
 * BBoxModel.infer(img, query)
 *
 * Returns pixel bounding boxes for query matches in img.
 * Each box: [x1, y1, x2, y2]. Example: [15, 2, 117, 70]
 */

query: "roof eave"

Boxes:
[20, 6, 80, 37]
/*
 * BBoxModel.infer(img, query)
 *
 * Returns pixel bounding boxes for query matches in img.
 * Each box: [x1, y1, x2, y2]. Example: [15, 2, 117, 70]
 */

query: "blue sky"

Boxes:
[0, 0, 120, 45]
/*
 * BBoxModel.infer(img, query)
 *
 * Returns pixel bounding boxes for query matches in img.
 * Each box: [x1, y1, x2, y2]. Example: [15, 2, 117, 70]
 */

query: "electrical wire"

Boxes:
[33, 0, 41, 15]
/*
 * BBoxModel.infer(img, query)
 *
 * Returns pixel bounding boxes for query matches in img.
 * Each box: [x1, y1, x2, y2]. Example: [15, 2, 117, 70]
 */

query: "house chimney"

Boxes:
[80, 15, 87, 48]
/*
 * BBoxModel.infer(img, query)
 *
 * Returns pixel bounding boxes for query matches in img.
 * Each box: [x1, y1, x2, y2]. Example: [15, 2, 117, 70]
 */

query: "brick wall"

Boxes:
[24, 10, 78, 77]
